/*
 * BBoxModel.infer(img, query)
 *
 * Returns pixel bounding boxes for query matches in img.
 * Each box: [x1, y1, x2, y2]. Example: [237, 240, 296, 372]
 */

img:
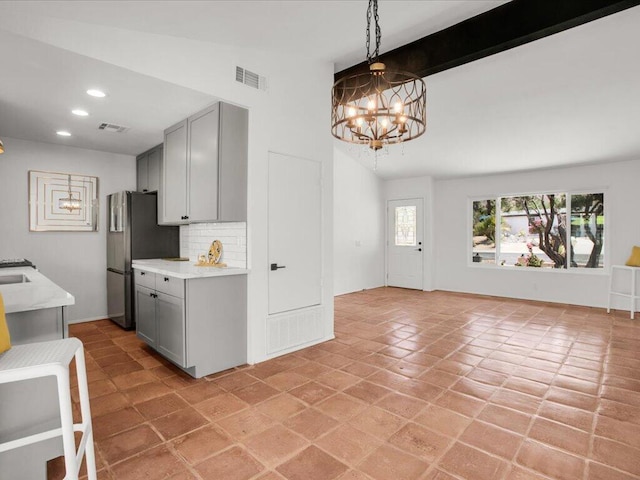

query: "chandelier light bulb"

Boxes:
[367, 99, 376, 111]
[347, 107, 356, 117]
[394, 102, 404, 113]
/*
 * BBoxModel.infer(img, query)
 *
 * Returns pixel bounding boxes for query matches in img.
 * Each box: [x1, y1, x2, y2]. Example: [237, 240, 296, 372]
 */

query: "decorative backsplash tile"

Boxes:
[179, 222, 247, 268]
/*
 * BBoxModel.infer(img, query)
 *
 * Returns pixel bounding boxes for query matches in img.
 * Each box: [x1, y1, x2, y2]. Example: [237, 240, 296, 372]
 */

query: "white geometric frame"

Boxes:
[29, 170, 99, 232]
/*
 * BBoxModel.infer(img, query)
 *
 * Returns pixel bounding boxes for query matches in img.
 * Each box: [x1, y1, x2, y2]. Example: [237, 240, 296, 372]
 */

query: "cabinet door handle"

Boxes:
[164, 277, 169, 282]
[270, 263, 286, 271]
[140, 272, 145, 276]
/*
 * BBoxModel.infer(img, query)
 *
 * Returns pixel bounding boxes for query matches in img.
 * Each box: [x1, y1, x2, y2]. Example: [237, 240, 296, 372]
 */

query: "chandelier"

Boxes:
[331, 0, 426, 151]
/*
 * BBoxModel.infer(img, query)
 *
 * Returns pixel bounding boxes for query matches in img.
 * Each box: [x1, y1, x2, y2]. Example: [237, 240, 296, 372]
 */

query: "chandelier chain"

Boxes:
[366, 0, 381, 64]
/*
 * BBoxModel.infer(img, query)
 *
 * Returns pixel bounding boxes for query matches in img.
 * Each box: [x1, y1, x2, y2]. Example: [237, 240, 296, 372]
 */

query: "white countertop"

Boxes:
[132, 259, 249, 279]
[0, 267, 75, 314]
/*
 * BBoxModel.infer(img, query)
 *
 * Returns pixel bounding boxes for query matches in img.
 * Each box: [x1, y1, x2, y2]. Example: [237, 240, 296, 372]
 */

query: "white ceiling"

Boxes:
[0, 1, 638, 179]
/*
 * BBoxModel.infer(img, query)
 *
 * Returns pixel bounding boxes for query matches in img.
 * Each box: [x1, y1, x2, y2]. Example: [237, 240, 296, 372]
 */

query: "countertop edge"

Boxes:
[132, 260, 249, 279]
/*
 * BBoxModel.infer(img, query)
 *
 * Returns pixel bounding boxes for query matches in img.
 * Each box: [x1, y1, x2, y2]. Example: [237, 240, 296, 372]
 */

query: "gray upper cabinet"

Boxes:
[159, 102, 248, 225]
[136, 144, 163, 193]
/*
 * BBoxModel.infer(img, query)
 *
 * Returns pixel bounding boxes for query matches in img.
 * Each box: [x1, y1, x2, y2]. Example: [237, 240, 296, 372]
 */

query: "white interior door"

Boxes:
[387, 198, 424, 290]
[268, 152, 322, 315]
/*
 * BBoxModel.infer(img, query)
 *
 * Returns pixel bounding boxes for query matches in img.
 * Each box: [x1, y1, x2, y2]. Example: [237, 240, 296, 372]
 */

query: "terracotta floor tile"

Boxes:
[110, 446, 189, 480]
[516, 440, 585, 480]
[234, 381, 281, 405]
[289, 381, 336, 405]
[489, 389, 541, 415]
[358, 444, 428, 480]
[344, 381, 392, 404]
[244, 424, 309, 467]
[435, 390, 485, 417]
[316, 393, 368, 421]
[177, 381, 224, 404]
[528, 417, 590, 456]
[388, 422, 450, 462]
[277, 446, 348, 480]
[598, 399, 640, 425]
[217, 409, 278, 440]
[413, 404, 472, 438]
[122, 380, 173, 404]
[591, 437, 640, 477]
[284, 408, 339, 440]
[316, 370, 362, 391]
[348, 406, 406, 440]
[477, 404, 532, 435]
[263, 371, 310, 391]
[195, 446, 264, 480]
[439, 442, 509, 480]
[538, 400, 593, 432]
[256, 393, 308, 420]
[93, 406, 145, 440]
[89, 392, 129, 418]
[546, 386, 598, 411]
[135, 392, 189, 420]
[587, 462, 640, 480]
[375, 392, 426, 419]
[316, 424, 381, 464]
[172, 425, 233, 464]
[194, 392, 249, 421]
[594, 414, 640, 449]
[150, 407, 208, 440]
[212, 371, 259, 391]
[459, 420, 523, 460]
[98, 424, 162, 464]
[340, 361, 379, 378]
[111, 369, 157, 390]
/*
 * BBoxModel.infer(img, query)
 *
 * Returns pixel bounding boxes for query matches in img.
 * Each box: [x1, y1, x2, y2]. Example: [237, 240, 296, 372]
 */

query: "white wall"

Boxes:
[333, 148, 385, 295]
[434, 158, 640, 309]
[384, 175, 436, 291]
[0, 136, 135, 321]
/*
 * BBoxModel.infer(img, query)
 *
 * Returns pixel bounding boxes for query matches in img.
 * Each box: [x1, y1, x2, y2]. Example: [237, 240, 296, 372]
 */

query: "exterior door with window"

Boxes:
[387, 198, 423, 290]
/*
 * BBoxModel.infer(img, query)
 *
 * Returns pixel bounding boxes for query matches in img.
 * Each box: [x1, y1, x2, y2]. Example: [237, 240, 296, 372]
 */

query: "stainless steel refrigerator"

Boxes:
[107, 191, 179, 329]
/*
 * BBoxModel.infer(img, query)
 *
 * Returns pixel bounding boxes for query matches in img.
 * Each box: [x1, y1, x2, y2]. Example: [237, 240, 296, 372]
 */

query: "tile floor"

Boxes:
[49, 287, 640, 480]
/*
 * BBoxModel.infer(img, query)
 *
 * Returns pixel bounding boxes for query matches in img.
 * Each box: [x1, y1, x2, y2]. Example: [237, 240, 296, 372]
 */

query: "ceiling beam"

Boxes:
[335, 0, 640, 82]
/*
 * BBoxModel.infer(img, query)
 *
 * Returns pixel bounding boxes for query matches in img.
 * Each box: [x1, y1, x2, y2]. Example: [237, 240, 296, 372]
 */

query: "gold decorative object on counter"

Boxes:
[195, 240, 227, 267]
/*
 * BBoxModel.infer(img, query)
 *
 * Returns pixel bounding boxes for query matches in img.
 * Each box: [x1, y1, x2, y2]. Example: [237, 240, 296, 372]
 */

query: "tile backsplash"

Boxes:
[179, 222, 247, 268]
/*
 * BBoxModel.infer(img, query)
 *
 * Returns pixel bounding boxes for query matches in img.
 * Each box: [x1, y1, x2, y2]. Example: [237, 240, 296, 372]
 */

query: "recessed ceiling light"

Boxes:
[72, 109, 89, 117]
[86, 89, 106, 98]
[56, 131, 72, 137]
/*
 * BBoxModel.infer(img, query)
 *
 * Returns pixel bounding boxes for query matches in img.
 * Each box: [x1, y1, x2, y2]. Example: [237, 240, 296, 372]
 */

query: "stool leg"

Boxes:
[75, 347, 97, 480]
[55, 366, 78, 480]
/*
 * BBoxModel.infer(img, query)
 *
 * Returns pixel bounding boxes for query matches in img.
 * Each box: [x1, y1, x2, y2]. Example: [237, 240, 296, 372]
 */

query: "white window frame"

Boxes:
[469, 188, 608, 275]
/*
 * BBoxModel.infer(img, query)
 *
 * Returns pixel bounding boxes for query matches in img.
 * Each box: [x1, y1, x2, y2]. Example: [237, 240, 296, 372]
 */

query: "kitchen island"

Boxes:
[132, 259, 248, 378]
[0, 266, 74, 344]
[0, 268, 75, 478]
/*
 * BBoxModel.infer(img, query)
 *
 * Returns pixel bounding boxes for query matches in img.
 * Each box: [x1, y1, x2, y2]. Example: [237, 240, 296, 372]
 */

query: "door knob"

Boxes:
[270, 263, 286, 271]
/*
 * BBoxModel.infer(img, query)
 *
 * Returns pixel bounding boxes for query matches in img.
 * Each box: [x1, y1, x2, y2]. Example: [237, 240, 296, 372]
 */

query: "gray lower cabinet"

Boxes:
[134, 269, 246, 378]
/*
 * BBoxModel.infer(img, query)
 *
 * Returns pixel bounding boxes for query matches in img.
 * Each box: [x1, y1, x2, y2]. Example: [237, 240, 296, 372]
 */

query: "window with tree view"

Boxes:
[471, 192, 604, 269]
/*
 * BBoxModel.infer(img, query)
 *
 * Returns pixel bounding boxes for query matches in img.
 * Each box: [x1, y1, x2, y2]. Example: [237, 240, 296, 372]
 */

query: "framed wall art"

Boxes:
[29, 170, 99, 232]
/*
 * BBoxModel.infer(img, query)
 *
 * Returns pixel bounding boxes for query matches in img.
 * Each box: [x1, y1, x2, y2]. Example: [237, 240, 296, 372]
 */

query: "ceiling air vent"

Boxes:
[236, 66, 267, 91]
[98, 123, 130, 133]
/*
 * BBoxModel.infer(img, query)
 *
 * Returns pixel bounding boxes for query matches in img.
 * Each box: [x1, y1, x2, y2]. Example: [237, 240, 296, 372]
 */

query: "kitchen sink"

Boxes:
[0, 274, 31, 285]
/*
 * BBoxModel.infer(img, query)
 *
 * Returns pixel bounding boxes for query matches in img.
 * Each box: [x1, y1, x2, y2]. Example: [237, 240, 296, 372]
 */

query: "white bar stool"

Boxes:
[0, 338, 97, 480]
[607, 265, 639, 320]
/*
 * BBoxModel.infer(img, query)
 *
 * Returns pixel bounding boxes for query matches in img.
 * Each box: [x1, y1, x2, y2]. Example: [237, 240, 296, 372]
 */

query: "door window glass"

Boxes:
[395, 206, 417, 246]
